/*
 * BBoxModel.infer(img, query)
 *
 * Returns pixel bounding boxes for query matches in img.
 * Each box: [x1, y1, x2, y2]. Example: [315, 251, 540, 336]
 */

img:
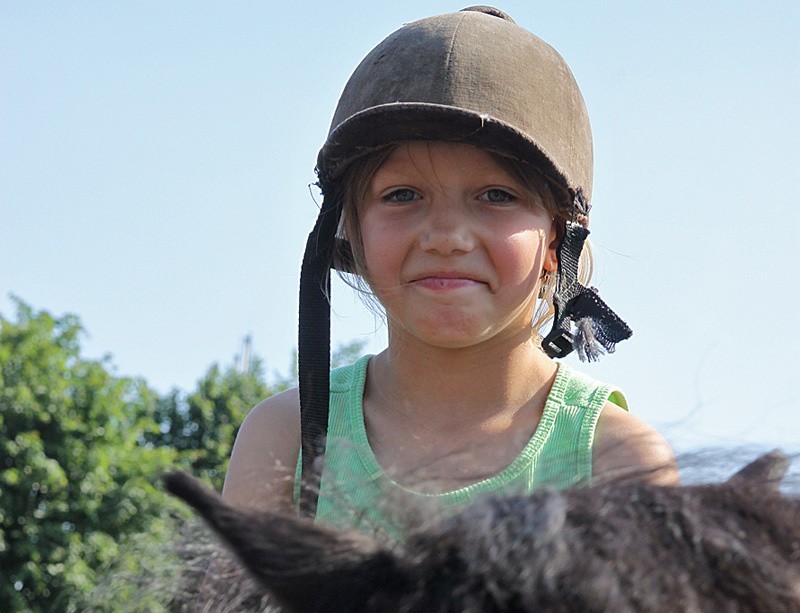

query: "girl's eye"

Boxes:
[479, 188, 516, 204]
[383, 188, 420, 203]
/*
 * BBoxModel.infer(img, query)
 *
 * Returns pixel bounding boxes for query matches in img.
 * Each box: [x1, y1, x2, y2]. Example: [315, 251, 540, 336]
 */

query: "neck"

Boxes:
[367, 327, 557, 430]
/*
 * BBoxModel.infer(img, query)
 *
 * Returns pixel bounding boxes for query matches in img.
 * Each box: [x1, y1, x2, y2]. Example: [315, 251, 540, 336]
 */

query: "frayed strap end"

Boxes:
[569, 287, 632, 362]
[573, 317, 606, 362]
[544, 286, 632, 361]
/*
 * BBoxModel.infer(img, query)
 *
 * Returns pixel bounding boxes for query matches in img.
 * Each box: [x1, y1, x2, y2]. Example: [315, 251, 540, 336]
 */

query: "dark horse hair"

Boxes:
[164, 451, 800, 612]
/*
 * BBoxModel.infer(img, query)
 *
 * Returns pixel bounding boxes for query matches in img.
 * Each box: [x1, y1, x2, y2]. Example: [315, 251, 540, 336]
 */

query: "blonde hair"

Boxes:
[332, 143, 594, 341]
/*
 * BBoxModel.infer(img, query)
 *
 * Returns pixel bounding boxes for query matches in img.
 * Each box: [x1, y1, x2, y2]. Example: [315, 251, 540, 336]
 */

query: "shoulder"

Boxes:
[221, 387, 301, 512]
[593, 401, 679, 486]
[241, 386, 301, 435]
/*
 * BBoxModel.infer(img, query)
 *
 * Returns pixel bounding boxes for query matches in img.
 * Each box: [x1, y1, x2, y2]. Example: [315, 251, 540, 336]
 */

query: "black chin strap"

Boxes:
[541, 189, 632, 361]
[297, 188, 340, 518]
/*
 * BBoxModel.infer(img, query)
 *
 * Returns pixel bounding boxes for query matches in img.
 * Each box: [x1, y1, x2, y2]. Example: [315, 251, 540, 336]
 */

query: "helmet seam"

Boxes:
[442, 12, 468, 103]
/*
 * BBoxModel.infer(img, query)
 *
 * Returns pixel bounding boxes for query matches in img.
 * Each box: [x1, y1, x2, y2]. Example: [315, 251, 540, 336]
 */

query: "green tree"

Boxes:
[0, 298, 177, 611]
[0, 296, 367, 610]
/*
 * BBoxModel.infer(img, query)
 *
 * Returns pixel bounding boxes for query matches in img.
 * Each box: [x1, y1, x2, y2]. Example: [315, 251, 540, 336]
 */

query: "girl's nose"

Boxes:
[417, 201, 476, 255]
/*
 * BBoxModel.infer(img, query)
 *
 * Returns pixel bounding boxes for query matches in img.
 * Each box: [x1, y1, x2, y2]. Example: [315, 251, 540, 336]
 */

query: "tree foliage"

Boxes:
[0, 297, 366, 610]
[0, 298, 177, 610]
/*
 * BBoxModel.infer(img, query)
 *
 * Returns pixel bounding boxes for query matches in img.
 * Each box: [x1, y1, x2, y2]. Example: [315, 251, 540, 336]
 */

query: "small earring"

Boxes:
[538, 271, 551, 299]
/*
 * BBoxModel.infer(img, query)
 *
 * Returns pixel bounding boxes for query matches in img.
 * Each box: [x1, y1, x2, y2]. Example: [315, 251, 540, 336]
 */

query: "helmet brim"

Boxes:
[317, 102, 575, 197]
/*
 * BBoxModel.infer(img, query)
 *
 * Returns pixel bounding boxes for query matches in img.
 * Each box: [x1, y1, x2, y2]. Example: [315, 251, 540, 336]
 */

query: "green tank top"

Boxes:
[295, 355, 627, 540]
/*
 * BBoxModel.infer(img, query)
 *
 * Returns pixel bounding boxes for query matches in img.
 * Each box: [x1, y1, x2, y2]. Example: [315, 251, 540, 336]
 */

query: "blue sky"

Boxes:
[2, 1, 798, 451]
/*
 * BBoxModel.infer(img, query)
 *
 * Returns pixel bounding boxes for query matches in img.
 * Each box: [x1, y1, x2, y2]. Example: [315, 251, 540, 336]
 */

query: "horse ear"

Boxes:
[726, 451, 789, 490]
[163, 471, 410, 611]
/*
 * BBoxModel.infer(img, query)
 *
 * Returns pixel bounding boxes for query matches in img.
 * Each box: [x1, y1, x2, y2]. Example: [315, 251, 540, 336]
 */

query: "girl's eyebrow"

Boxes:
[370, 168, 425, 187]
[372, 167, 415, 180]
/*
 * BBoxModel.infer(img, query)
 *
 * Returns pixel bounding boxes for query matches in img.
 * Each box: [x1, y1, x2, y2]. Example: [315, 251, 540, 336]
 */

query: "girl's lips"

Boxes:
[411, 277, 484, 291]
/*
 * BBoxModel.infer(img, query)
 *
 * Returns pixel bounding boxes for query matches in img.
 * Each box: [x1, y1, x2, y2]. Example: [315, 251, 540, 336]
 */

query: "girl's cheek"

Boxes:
[499, 231, 548, 279]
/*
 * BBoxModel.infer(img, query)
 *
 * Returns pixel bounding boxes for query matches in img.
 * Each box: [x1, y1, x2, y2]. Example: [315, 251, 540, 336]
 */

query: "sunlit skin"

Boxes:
[360, 141, 558, 352]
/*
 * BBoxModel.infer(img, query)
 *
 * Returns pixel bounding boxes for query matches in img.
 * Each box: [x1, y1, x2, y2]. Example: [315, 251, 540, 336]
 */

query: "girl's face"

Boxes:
[358, 141, 558, 349]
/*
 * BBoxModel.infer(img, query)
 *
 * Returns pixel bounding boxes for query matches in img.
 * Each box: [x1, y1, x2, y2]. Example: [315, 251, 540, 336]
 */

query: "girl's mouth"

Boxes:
[411, 276, 484, 291]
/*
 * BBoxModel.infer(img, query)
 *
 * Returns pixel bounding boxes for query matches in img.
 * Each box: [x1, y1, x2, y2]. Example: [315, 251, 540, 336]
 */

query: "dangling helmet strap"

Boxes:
[541, 189, 632, 361]
[297, 178, 342, 518]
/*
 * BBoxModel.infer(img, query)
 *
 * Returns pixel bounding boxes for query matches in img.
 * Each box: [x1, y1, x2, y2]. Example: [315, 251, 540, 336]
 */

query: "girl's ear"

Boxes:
[543, 223, 560, 272]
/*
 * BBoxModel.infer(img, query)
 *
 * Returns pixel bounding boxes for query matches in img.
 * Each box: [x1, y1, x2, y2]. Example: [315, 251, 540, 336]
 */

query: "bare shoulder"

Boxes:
[221, 387, 301, 512]
[593, 401, 679, 486]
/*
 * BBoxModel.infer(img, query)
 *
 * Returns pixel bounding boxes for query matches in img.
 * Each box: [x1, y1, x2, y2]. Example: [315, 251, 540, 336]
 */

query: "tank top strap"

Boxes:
[533, 362, 627, 488]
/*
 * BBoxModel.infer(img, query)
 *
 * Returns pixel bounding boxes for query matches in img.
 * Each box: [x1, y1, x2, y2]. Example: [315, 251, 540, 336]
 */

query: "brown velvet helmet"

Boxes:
[298, 7, 631, 516]
[317, 6, 593, 204]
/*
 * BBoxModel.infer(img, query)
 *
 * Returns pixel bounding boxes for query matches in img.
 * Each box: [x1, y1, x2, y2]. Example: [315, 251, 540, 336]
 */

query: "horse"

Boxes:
[164, 451, 800, 612]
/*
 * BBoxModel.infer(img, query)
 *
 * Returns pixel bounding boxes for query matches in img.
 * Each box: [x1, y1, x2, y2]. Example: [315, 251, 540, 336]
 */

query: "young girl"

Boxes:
[222, 7, 677, 537]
